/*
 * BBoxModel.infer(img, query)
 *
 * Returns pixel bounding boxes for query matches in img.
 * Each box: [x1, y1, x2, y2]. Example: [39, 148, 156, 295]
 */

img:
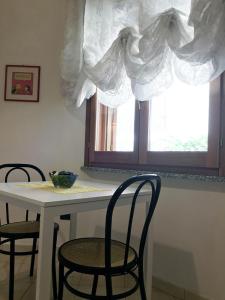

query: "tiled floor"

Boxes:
[0, 253, 176, 300]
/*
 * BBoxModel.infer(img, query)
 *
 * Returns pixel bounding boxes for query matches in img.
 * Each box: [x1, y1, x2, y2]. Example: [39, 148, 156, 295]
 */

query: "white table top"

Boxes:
[0, 180, 147, 208]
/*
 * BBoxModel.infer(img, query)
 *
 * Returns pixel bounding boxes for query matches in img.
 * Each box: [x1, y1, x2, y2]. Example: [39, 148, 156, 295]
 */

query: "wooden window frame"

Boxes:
[85, 74, 225, 176]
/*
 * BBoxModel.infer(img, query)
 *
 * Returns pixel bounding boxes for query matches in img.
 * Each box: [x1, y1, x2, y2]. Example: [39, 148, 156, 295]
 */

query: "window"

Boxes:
[85, 74, 225, 176]
[148, 79, 209, 152]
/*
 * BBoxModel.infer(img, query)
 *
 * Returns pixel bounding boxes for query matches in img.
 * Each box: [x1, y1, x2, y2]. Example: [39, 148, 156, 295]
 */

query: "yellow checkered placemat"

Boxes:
[17, 182, 105, 194]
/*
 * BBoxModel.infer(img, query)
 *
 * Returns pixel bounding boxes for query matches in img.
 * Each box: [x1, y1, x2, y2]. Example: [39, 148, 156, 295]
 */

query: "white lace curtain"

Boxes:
[61, 0, 225, 108]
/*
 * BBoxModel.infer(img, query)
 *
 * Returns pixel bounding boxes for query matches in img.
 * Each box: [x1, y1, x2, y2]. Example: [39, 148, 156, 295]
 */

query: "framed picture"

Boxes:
[4, 65, 40, 102]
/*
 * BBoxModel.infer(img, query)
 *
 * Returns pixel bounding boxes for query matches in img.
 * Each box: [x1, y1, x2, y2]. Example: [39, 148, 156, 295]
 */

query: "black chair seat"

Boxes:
[59, 238, 137, 273]
[0, 221, 59, 238]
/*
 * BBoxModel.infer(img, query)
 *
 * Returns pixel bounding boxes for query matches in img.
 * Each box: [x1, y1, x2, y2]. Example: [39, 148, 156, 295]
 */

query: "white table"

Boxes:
[0, 180, 152, 300]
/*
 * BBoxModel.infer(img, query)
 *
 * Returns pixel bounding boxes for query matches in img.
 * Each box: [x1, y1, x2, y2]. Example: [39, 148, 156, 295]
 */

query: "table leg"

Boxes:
[69, 213, 78, 239]
[145, 200, 153, 300]
[36, 207, 55, 300]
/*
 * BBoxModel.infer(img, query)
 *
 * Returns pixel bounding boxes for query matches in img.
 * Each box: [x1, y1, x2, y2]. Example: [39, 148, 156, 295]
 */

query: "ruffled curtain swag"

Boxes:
[61, 0, 225, 108]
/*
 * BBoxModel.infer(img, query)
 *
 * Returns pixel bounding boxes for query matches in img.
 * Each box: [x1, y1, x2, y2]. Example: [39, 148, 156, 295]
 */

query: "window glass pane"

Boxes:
[148, 79, 210, 151]
[95, 98, 135, 151]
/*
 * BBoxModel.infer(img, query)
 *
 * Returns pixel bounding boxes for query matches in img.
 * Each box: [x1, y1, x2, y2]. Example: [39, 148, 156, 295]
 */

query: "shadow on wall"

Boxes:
[153, 242, 198, 292]
[94, 226, 198, 293]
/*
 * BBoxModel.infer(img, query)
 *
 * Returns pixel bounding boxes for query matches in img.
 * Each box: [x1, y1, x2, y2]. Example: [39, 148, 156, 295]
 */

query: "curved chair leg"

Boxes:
[139, 264, 147, 300]
[58, 263, 64, 300]
[92, 275, 99, 296]
[105, 274, 113, 300]
[30, 238, 37, 277]
[52, 228, 58, 299]
[9, 240, 15, 300]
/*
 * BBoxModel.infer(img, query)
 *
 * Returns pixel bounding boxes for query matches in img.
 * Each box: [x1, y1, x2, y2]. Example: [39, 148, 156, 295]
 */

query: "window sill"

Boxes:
[81, 166, 225, 183]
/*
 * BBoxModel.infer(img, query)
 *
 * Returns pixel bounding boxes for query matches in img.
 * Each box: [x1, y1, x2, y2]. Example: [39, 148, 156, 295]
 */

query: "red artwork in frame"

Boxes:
[4, 65, 40, 102]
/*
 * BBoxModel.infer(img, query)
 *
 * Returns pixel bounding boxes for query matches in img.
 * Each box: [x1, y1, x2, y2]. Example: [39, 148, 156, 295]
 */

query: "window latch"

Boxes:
[138, 101, 141, 110]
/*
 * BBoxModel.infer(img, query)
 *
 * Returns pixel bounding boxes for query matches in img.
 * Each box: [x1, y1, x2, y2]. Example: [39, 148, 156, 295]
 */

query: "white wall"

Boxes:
[0, 0, 86, 175]
[0, 1, 225, 300]
[153, 179, 225, 300]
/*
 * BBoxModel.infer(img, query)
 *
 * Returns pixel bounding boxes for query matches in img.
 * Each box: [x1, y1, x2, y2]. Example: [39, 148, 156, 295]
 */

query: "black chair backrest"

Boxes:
[105, 174, 161, 270]
[0, 163, 46, 224]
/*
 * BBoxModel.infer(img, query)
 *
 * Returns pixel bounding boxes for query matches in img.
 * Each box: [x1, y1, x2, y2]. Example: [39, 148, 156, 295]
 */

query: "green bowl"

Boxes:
[49, 171, 78, 188]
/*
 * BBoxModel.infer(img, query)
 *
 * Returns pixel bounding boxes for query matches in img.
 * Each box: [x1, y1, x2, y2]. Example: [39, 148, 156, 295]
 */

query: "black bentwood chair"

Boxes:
[58, 174, 161, 300]
[0, 163, 59, 300]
